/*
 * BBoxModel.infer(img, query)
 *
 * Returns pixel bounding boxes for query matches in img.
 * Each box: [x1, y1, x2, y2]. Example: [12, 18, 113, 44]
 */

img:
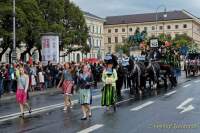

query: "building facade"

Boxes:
[60, 11, 105, 63]
[104, 10, 200, 54]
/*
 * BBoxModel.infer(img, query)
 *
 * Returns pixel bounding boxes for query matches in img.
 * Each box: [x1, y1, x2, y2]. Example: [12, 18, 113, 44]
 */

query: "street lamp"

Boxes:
[12, 0, 17, 63]
[155, 5, 167, 36]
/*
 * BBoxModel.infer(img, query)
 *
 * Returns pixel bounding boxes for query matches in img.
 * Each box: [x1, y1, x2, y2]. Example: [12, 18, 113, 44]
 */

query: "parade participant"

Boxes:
[101, 55, 118, 111]
[116, 64, 124, 99]
[57, 63, 74, 111]
[16, 66, 31, 118]
[78, 65, 93, 120]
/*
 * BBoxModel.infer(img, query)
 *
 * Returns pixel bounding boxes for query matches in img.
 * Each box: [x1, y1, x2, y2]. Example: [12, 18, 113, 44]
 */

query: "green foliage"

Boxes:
[115, 42, 132, 56]
[0, 0, 89, 61]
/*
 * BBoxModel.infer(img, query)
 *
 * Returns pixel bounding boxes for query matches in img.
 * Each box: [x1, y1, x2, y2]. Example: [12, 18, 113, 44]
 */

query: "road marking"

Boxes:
[77, 124, 104, 133]
[0, 88, 131, 122]
[194, 80, 200, 83]
[0, 95, 101, 122]
[183, 84, 191, 88]
[176, 98, 194, 114]
[130, 101, 154, 111]
[116, 98, 134, 105]
[165, 90, 176, 96]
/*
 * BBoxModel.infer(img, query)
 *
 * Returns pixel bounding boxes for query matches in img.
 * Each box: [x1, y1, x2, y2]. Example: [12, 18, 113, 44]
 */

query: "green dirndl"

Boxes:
[79, 89, 92, 105]
[101, 84, 116, 106]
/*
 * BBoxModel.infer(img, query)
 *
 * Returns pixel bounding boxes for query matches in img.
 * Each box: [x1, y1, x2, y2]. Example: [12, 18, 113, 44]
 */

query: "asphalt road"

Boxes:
[1, 77, 200, 133]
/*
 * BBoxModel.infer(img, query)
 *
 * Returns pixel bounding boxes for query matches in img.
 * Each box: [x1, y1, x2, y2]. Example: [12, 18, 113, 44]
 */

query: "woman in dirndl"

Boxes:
[16, 66, 31, 118]
[101, 55, 118, 111]
[57, 63, 74, 111]
[78, 65, 93, 120]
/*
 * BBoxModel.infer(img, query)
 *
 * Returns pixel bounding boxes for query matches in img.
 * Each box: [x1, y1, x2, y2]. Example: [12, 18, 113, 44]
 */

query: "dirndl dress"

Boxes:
[62, 80, 74, 95]
[16, 88, 27, 104]
[79, 88, 92, 105]
[101, 84, 116, 106]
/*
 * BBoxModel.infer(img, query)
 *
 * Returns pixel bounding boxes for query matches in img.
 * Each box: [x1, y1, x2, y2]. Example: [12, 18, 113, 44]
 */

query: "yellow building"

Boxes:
[104, 10, 200, 54]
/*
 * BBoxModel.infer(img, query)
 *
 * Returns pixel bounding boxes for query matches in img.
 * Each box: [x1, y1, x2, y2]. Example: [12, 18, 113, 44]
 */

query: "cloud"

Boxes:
[72, 0, 200, 18]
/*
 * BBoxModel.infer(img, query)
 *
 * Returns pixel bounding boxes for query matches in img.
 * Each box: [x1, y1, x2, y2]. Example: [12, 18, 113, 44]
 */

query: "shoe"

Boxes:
[63, 107, 67, 111]
[29, 107, 32, 114]
[81, 117, 87, 120]
[19, 113, 24, 118]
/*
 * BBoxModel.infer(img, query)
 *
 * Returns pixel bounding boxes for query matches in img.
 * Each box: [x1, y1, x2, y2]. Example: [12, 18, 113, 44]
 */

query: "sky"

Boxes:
[71, 0, 200, 18]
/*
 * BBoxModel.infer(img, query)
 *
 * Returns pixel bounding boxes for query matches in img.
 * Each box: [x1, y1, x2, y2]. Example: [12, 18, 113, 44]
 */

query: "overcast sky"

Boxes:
[71, 0, 200, 18]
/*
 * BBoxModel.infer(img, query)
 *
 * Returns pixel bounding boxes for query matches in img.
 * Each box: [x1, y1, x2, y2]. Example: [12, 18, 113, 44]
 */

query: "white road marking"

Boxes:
[77, 124, 104, 133]
[183, 84, 191, 88]
[176, 98, 194, 109]
[0, 95, 101, 122]
[176, 98, 194, 114]
[194, 80, 200, 83]
[165, 90, 177, 96]
[116, 98, 134, 105]
[0, 88, 135, 122]
[130, 101, 154, 111]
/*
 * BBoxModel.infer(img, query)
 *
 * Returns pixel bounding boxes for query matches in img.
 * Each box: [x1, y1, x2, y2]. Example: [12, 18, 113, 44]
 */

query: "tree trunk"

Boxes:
[0, 46, 9, 62]
[38, 48, 42, 61]
[9, 49, 12, 64]
[20, 48, 32, 62]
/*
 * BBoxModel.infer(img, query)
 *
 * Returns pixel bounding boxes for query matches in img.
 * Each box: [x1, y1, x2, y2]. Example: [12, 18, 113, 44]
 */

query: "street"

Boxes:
[0, 76, 200, 133]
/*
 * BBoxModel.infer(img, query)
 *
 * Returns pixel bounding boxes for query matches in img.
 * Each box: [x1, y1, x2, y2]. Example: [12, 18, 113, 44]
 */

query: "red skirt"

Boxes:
[62, 80, 74, 95]
[16, 89, 27, 104]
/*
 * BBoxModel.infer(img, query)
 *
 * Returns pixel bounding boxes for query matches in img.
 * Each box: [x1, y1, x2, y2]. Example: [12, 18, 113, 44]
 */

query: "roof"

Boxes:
[105, 10, 192, 25]
[83, 11, 104, 20]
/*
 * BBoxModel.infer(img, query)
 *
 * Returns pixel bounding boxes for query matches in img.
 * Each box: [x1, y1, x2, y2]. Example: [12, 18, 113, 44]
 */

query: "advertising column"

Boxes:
[41, 33, 59, 65]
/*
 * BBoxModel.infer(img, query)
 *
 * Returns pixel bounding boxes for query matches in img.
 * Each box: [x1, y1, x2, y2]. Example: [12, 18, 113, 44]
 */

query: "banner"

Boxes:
[150, 39, 158, 48]
[41, 34, 59, 64]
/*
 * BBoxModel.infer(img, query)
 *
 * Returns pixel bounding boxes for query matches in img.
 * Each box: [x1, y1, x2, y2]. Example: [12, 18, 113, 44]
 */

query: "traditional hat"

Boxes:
[104, 54, 113, 64]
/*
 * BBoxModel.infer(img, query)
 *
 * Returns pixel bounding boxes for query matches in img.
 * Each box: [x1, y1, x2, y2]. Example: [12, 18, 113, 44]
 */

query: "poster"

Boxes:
[41, 34, 59, 65]
[150, 39, 159, 48]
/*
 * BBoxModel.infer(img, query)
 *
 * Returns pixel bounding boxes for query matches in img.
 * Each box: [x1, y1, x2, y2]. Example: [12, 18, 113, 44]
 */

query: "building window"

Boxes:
[152, 26, 155, 30]
[93, 26, 95, 33]
[144, 27, 147, 31]
[100, 40, 101, 47]
[115, 37, 118, 43]
[122, 36, 126, 43]
[167, 25, 171, 29]
[129, 28, 133, 32]
[175, 25, 179, 29]
[108, 37, 111, 43]
[183, 24, 187, 28]
[122, 28, 125, 32]
[108, 46, 111, 53]
[96, 39, 99, 47]
[115, 29, 118, 33]
[108, 29, 111, 33]
[96, 26, 98, 33]
[100, 27, 102, 34]
[159, 26, 163, 30]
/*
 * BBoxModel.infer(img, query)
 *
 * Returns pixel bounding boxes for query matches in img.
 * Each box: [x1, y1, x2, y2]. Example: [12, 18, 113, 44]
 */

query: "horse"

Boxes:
[144, 60, 160, 96]
[129, 58, 146, 98]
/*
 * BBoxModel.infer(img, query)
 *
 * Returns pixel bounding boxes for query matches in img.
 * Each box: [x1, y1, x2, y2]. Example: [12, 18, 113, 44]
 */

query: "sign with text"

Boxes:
[41, 35, 59, 65]
[150, 39, 159, 48]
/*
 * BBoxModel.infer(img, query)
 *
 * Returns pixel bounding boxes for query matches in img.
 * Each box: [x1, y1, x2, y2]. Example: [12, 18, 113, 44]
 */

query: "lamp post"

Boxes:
[155, 5, 167, 37]
[12, 0, 17, 63]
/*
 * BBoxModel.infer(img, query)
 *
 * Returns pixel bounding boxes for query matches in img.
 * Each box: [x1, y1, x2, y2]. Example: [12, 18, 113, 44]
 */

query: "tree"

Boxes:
[18, 0, 47, 61]
[173, 33, 192, 48]
[0, 0, 27, 62]
[62, 0, 89, 54]
[115, 42, 131, 56]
